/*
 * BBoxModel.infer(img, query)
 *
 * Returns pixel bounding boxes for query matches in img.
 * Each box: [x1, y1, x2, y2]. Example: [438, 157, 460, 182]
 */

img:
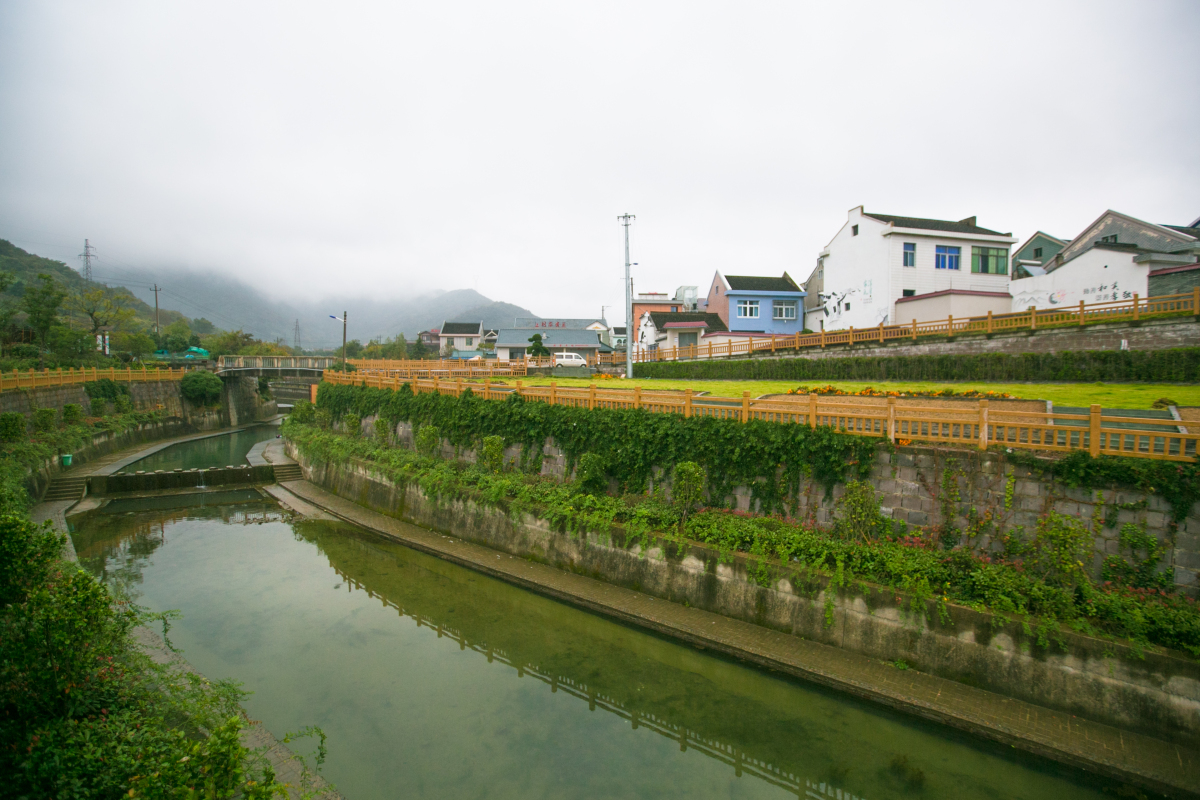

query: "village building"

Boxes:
[703, 272, 806, 334]
[437, 321, 483, 353]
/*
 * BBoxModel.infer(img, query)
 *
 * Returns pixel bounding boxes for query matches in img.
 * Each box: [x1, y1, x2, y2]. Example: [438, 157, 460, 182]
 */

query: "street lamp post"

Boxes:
[618, 214, 635, 379]
[329, 312, 347, 371]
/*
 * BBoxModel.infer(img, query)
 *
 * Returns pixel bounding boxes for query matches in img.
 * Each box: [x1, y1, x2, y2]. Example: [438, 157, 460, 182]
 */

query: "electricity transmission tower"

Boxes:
[293, 319, 302, 352]
[79, 239, 96, 283]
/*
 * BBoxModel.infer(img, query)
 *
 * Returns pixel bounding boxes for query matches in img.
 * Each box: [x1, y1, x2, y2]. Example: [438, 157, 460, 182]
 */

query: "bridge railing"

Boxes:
[622, 288, 1200, 364]
[0, 366, 187, 393]
[217, 356, 340, 370]
[321, 372, 1199, 462]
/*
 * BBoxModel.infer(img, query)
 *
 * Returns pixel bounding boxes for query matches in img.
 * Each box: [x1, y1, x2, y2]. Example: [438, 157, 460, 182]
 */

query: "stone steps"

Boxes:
[43, 476, 87, 501]
[273, 464, 303, 482]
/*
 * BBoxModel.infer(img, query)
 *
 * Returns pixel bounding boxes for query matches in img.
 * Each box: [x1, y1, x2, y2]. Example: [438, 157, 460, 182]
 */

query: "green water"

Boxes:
[116, 425, 280, 473]
[70, 496, 1126, 800]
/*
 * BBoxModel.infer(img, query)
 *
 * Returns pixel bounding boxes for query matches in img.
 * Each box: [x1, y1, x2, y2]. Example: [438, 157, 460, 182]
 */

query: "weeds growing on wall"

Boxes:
[284, 419, 1200, 657]
[638, 347, 1200, 383]
[315, 381, 882, 510]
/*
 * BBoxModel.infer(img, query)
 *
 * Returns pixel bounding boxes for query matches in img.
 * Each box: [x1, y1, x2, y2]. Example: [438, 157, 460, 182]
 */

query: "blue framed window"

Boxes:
[737, 299, 759, 318]
[935, 245, 961, 270]
[903, 242, 916, 267]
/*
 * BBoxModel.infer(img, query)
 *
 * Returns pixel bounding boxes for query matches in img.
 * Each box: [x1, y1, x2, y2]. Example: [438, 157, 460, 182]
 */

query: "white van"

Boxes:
[553, 352, 588, 367]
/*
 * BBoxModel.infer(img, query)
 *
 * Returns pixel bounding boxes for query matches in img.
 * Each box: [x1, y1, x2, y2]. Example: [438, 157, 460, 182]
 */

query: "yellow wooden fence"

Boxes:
[0, 366, 188, 393]
[321, 371, 1199, 462]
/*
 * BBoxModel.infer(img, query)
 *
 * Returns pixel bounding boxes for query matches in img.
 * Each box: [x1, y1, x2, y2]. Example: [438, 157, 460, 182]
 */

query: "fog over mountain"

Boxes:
[90, 265, 537, 348]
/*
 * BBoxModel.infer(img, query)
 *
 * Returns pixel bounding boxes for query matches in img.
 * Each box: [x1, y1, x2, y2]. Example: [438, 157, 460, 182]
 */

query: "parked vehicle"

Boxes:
[553, 351, 587, 368]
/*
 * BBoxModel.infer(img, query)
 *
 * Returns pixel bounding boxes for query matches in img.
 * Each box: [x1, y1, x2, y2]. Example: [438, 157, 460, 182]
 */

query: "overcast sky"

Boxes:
[2, 1, 1198, 328]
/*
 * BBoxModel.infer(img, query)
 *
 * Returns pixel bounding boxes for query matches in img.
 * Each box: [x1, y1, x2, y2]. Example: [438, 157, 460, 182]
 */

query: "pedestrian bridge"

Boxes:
[215, 356, 340, 377]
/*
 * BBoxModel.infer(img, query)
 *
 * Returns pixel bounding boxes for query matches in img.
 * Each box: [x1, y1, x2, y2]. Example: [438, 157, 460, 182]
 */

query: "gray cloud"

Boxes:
[2, 0, 1197, 328]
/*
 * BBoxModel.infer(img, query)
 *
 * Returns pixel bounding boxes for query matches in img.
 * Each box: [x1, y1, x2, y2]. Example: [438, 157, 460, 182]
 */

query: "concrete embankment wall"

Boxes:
[374, 417, 1200, 594]
[286, 441, 1200, 745]
[88, 465, 276, 494]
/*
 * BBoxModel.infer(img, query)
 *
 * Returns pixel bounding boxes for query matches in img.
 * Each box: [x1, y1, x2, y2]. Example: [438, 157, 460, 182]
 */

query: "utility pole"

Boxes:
[342, 311, 347, 371]
[79, 239, 95, 283]
[152, 284, 161, 335]
[618, 213, 635, 379]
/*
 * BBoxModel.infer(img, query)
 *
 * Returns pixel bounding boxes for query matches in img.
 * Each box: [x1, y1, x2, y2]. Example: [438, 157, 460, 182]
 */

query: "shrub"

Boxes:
[257, 376, 271, 398]
[833, 480, 887, 541]
[673, 461, 706, 527]
[576, 453, 607, 494]
[0, 412, 25, 442]
[89, 399, 108, 417]
[637, 347, 1200, 384]
[83, 378, 130, 402]
[290, 400, 315, 423]
[180, 370, 224, 406]
[343, 413, 361, 436]
[480, 435, 505, 472]
[32, 408, 56, 433]
[374, 417, 392, 442]
[314, 408, 332, 429]
[61, 404, 84, 425]
[114, 395, 134, 414]
[415, 425, 441, 458]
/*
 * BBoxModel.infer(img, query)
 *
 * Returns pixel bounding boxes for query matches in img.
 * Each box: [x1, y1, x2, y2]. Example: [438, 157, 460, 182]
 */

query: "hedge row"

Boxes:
[635, 347, 1200, 383]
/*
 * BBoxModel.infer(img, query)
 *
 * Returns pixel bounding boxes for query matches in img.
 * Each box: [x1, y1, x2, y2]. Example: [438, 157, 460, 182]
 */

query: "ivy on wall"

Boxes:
[315, 381, 883, 512]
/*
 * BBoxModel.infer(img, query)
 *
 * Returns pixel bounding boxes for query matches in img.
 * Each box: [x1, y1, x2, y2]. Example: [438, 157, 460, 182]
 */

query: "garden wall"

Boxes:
[285, 442, 1200, 744]
[374, 417, 1200, 594]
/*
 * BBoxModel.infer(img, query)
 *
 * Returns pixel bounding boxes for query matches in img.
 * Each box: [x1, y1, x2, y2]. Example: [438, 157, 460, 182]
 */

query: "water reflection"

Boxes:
[116, 425, 280, 473]
[70, 498, 1121, 800]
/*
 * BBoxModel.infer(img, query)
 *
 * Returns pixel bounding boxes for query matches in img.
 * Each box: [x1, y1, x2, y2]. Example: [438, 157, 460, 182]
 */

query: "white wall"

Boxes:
[1009, 249, 1146, 311]
[894, 292, 1012, 323]
[820, 207, 1012, 329]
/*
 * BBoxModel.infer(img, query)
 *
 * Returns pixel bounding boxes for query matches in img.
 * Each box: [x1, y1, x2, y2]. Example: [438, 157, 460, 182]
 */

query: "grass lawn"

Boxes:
[510, 376, 1200, 409]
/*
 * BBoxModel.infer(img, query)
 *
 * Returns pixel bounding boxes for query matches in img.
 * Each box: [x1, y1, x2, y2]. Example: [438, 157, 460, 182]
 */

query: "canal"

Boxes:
[116, 424, 281, 473]
[69, 492, 1124, 800]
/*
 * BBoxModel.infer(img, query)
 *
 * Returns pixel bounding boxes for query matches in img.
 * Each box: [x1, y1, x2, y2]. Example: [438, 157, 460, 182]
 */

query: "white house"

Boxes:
[437, 321, 484, 353]
[1009, 210, 1200, 311]
[813, 206, 1017, 328]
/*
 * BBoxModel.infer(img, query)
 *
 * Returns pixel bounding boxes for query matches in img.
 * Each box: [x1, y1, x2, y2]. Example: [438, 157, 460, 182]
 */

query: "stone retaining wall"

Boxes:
[286, 442, 1200, 745]
[364, 417, 1200, 593]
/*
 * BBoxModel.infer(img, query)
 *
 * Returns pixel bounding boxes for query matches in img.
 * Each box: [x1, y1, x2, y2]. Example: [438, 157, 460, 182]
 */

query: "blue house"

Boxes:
[704, 272, 806, 334]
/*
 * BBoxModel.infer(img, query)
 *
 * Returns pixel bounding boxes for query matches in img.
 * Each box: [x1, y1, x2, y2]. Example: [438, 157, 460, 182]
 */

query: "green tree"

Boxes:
[527, 333, 550, 357]
[22, 273, 67, 348]
[180, 371, 224, 405]
[191, 317, 216, 334]
[113, 331, 156, 360]
[68, 286, 135, 334]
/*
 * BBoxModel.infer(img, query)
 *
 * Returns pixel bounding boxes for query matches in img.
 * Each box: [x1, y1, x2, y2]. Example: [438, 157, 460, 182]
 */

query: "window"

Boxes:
[1100, 234, 1118, 244]
[935, 245, 961, 270]
[903, 242, 916, 267]
[844, 302, 851, 311]
[971, 247, 1008, 275]
[902, 289, 916, 297]
[773, 301, 797, 320]
[1033, 247, 1043, 258]
[737, 299, 759, 318]
[851, 225, 859, 236]
[671, 306, 678, 312]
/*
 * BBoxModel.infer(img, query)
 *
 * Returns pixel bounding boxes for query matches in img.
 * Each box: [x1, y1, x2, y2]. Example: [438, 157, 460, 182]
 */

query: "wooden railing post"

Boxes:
[809, 393, 818, 428]
[887, 396, 895, 443]
[1089, 404, 1102, 456]
[848, 326, 853, 346]
[708, 341, 713, 360]
[1133, 293, 1140, 322]
[978, 399, 988, 450]
[588, 383, 596, 410]
[684, 388, 693, 418]
[1193, 286, 1199, 317]
[947, 314, 953, 338]
[911, 318, 917, 340]
[741, 391, 750, 423]
[770, 335, 776, 354]
[550, 382, 557, 406]
[1030, 306, 1037, 331]
[484, 377, 491, 400]
[1078, 300, 1085, 326]
[820, 329, 826, 348]
[515, 380, 522, 400]
[987, 310, 993, 334]
[634, 386, 642, 410]
[878, 322, 884, 343]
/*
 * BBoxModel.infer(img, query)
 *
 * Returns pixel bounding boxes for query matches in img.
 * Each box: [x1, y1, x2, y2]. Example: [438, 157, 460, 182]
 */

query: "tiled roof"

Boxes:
[611, 326, 627, 335]
[495, 329, 603, 348]
[1162, 225, 1200, 239]
[724, 274, 801, 292]
[648, 312, 728, 332]
[863, 213, 1007, 237]
[440, 321, 483, 335]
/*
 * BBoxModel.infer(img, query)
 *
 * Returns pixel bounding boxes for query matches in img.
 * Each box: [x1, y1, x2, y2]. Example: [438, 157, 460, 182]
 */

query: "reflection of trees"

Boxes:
[294, 522, 887, 800]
